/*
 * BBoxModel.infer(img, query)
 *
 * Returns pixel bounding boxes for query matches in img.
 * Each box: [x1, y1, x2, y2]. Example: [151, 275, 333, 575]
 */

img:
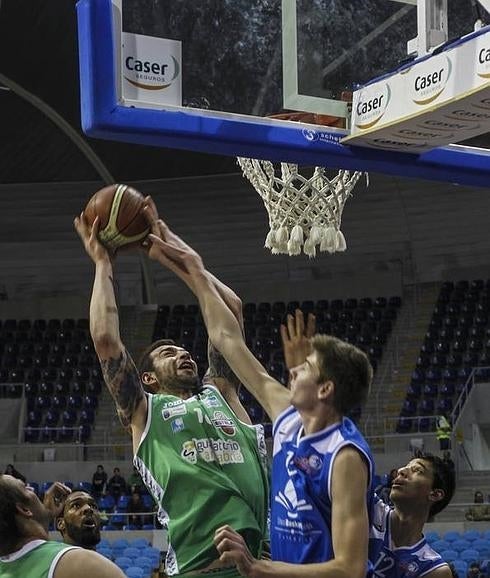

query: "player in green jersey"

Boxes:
[0, 475, 124, 578]
[75, 199, 269, 577]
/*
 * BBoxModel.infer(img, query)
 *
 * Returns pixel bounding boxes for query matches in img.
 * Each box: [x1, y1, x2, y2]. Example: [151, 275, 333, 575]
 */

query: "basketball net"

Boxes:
[237, 158, 366, 258]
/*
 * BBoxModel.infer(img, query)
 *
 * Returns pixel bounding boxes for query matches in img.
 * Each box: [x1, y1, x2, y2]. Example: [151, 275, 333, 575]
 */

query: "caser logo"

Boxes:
[477, 45, 490, 78]
[354, 84, 391, 130]
[409, 54, 451, 105]
[124, 55, 180, 91]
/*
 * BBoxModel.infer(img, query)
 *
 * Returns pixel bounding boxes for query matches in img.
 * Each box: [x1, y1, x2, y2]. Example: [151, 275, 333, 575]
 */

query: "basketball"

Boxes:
[83, 184, 150, 252]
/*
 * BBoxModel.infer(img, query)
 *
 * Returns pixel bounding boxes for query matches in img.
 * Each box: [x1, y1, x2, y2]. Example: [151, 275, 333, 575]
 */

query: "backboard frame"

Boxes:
[77, 0, 490, 187]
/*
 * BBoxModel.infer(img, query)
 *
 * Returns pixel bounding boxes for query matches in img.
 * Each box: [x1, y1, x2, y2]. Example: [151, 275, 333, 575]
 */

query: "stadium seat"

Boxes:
[396, 417, 412, 433]
[439, 549, 458, 562]
[463, 530, 481, 542]
[425, 531, 439, 544]
[473, 539, 490, 558]
[452, 539, 471, 552]
[130, 538, 150, 549]
[460, 548, 480, 564]
[452, 560, 468, 575]
[432, 540, 450, 553]
[125, 568, 144, 578]
[114, 556, 132, 570]
[75, 481, 92, 493]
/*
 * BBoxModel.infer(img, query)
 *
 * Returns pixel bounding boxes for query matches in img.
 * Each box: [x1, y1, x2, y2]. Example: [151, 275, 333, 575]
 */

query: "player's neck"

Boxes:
[390, 505, 426, 547]
[300, 407, 341, 436]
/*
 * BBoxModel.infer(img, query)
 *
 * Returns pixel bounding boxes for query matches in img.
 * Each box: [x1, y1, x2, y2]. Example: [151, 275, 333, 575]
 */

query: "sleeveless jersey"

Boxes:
[135, 385, 269, 575]
[369, 497, 448, 578]
[271, 408, 375, 565]
[0, 539, 78, 578]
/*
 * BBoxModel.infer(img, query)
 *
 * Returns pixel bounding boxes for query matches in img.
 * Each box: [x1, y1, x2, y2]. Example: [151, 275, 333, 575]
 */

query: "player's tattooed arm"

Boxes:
[100, 348, 145, 425]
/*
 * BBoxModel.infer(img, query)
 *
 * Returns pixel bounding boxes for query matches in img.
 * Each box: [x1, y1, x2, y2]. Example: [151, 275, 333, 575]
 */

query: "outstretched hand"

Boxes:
[214, 525, 260, 577]
[142, 204, 205, 287]
[280, 309, 316, 370]
[74, 212, 111, 264]
[43, 481, 72, 520]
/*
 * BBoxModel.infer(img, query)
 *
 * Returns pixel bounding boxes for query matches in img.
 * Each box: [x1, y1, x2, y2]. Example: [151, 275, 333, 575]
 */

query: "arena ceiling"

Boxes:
[0, 0, 488, 184]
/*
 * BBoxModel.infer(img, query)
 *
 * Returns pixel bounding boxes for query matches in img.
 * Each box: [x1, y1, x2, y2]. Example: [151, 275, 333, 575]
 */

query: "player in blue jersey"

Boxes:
[145, 218, 375, 578]
[370, 453, 455, 578]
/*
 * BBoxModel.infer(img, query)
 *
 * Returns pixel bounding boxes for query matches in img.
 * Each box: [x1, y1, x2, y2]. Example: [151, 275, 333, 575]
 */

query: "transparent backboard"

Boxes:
[76, 0, 490, 186]
[120, 0, 487, 121]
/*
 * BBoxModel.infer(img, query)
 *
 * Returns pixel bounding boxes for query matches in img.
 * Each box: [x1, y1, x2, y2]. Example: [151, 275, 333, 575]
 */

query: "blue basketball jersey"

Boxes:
[270, 407, 375, 565]
[369, 497, 448, 578]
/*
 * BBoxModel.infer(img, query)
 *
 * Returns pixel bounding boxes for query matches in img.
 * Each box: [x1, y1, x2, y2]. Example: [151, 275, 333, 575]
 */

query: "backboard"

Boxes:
[77, 0, 490, 186]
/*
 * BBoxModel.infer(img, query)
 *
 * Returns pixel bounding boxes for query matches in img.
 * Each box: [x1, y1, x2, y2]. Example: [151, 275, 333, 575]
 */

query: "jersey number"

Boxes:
[373, 551, 395, 578]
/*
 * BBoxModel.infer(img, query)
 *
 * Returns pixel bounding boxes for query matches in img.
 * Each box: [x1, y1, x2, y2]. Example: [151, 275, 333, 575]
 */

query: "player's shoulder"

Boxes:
[54, 548, 123, 578]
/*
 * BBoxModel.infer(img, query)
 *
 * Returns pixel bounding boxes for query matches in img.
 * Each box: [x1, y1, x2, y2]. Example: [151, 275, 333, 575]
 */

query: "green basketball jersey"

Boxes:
[135, 385, 269, 575]
[0, 540, 78, 578]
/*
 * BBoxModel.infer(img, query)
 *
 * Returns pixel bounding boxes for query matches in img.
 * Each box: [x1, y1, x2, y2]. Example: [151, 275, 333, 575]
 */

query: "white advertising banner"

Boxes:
[121, 32, 182, 108]
[345, 28, 490, 152]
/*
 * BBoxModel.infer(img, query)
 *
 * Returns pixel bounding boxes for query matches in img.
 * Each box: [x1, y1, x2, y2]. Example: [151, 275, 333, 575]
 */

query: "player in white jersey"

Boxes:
[370, 453, 455, 578]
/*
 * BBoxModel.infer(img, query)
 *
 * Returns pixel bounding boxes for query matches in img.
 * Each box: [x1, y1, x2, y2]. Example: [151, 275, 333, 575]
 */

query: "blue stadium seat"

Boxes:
[439, 549, 458, 562]
[400, 399, 417, 417]
[123, 547, 140, 559]
[422, 383, 438, 397]
[432, 540, 450, 553]
[452, 560, 468, 576]
[75, 481, 92, 493]
[114, 556, 132, 570]
[473, 539, 490, 558]
[45, 409, 60, 427]
[117, 495, 130, 511]
[62, 409, 77, 426]
[396, 417, 412, 434]
[451, 539, 471, 552]
[420, 399, 435, 415]
[460, 548, 480, 564]
[463, 530, 481, 542]
[125, 568, 144, 578]
[425, 531, 439, 544]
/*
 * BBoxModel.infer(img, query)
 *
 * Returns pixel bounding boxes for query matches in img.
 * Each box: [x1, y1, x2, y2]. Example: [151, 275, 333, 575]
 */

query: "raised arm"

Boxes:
[144, 219, 291, 422]
[74, 213, 147, 449]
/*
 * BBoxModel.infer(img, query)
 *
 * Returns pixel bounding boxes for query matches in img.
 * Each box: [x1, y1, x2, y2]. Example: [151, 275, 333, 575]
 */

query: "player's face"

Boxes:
[60, 492, 101, 548]
[289, 352, 324, 409]
[390, 458, 435, 505]
[150, 344, 199, 392]
[5, 475, 49, 529]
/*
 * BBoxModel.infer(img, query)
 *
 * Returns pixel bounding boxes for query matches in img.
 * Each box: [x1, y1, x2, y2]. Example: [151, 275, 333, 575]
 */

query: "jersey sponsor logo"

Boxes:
[293, 454, 323, 475]
[180, 437, 244, 464]
[211, 411, 236, 435]
[171, 417, 185, 433]
[181, 440, 197, 463]
[202, 394, 222, 408]
[162, 404, 187, 421]
[275, 479, 313, 520]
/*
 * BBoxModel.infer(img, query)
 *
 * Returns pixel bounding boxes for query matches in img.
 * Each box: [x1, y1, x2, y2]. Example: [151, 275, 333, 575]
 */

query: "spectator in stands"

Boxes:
[91, 465, 107, 498]
[442, 450, 455, 476]
[465, 490, 490, 521]
[436, 415, 452, 451]
[4, 463, 26, 483]
[0, 474, 123, 577]
[369, 453, 455, 578]
[127, 491, 148, 529]
[106, 467, 126, 502]
[127, 466, 144, 494]
[75, 201, 269, 577]
[466, 562, 484, 578]
[57, 491, 101, 550]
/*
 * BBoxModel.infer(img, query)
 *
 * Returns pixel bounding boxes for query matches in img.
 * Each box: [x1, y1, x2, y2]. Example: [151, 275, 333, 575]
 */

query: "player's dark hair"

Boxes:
[0, 474, 27, 555]
[417, 452, 456, 517]
[138, 339, 176, 374]
[311, 334, 373, 414]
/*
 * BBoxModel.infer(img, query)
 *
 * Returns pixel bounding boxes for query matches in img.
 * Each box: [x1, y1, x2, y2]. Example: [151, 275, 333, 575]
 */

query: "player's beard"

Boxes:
[160, 373, 201, 394]
[65, 522, 101, 549]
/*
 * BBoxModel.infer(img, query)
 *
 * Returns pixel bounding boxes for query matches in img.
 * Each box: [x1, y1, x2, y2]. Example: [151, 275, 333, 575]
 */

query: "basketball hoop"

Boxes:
[237, 111, 367, 257]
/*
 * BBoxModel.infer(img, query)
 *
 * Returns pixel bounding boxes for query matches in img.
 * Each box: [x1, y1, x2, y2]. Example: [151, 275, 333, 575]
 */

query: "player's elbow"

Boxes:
[91, 330, 121, 357]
